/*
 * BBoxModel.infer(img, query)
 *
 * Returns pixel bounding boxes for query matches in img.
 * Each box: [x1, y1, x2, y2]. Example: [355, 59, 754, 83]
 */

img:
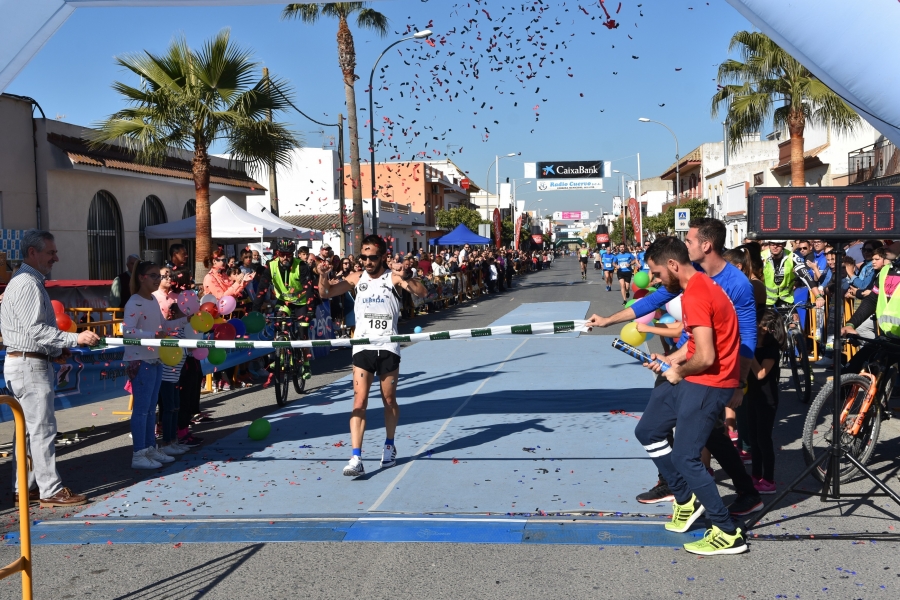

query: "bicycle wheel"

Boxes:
[273, 346, 290, 407]
[787, 325, 812, 404]
[802, 374, 882, 483]
[292, 350, 306, 395]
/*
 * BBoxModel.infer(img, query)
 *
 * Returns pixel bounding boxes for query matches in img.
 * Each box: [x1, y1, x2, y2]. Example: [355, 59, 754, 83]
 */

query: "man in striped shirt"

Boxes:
[0, 230, 100, 508]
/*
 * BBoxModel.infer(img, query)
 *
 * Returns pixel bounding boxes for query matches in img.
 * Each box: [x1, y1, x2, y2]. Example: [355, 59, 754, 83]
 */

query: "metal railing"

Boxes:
[0, 396, 33, 599]
[848, 139, 900, 185]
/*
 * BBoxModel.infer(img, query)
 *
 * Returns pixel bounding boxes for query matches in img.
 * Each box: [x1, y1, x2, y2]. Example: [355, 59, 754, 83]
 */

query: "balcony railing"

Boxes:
[379, 201, 411, 215]
[848, 139, 900, 185]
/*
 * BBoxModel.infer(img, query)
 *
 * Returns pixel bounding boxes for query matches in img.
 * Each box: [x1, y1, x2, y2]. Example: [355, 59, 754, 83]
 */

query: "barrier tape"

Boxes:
[96, 320, 589, 350]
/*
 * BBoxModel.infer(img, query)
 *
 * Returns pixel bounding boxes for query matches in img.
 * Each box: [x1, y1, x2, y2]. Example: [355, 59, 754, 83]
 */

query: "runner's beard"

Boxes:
[663, 271, 681, 294]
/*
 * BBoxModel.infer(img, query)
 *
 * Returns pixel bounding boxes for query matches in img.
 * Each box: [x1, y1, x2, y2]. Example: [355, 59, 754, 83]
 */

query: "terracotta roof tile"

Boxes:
[772, 142, 829, 172]
[47, 133, 266, 192]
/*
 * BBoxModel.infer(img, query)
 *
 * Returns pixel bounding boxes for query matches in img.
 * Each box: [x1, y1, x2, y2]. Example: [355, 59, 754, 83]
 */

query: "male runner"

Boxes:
[635, 236, 746, 555]
[588, 219, 762, 516]
[615, 244, 638, 304]
[601, 248, 616, 292]
[317, 235, 427, 477]
[578, 245, 590, 280]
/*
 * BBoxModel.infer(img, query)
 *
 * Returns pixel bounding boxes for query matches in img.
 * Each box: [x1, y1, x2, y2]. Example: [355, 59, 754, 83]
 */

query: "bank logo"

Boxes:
[542, 165, 556, 176]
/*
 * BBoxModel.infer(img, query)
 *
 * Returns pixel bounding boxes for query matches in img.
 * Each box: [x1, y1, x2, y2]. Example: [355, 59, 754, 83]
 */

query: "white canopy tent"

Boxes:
[144, 196, 321, 241]
[256, 207, 322, 241]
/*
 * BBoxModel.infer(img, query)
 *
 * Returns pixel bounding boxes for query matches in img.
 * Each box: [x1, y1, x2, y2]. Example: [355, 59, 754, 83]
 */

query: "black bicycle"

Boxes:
[774, 302, 814, 404]
[267, 313, 309, 406]
[802, 334, 897, 483]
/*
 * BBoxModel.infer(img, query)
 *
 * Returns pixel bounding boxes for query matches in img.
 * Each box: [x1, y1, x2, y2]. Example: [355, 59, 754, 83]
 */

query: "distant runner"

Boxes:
[601, 248, 616, 292]
[579, 246, 590, 280]
[615, 243, 638, 304]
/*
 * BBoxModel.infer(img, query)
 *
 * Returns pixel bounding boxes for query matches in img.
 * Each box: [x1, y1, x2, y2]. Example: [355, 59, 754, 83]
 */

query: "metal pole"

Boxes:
[621, 175, 626, 245]
[495, 154, 500, 217]
[263, 67, 280, 216]
[636, 152, 642, 245]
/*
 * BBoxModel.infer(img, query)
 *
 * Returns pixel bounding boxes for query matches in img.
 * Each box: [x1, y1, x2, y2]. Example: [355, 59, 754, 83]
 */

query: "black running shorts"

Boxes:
[617, 270, 633, 282]
[579, 257, 589, 264]
[352, 349, 401, 377]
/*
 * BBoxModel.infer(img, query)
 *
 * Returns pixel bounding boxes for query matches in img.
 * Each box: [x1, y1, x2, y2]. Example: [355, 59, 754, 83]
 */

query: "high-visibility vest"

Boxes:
[875, 266, 900, 336]
[763, 251, 795, 305]
[269, 258, 308, 305]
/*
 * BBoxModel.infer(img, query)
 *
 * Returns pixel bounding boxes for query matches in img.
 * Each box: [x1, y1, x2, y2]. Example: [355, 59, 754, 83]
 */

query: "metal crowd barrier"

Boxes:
[0, 396, 33, 599]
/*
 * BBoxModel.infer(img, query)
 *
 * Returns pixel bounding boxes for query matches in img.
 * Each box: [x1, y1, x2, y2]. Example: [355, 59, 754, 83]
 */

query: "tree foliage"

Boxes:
[642, 198, 710, 238]
[435, 206, 485, 234]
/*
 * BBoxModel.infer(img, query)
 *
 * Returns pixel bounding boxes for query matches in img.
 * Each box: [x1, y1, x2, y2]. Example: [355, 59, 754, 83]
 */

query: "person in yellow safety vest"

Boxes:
[841, 255, 900, 372]
[763, 241, 795, 306]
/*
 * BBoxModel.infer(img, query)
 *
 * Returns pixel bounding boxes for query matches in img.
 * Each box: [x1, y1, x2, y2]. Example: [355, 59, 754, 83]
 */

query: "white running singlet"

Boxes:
[353, 269, 401, 356]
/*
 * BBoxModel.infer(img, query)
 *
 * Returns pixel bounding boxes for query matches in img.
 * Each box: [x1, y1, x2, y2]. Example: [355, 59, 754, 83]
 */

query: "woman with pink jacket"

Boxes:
[203, 249, 253, 300]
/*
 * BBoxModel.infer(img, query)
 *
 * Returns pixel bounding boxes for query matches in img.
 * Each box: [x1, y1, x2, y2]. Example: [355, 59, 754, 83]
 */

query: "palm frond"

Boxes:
[282, 3, 321, 23]
[356, 8, 389, 36]
[226, 119, 301, 174]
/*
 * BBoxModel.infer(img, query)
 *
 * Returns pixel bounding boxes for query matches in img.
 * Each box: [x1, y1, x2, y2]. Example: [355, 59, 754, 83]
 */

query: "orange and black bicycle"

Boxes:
[802, 334, 897, 483]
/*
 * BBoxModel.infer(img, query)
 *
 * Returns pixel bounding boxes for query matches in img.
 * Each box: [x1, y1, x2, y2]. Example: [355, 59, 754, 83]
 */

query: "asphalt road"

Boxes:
[0, 256, 898, 599]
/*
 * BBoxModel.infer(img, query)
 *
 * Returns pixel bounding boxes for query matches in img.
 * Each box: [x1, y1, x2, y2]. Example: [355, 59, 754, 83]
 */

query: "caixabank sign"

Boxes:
[536, 161, 604, 191]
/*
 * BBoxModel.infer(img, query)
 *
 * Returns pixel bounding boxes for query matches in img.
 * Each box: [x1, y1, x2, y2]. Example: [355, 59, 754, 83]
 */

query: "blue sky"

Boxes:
[7, 0, 753, 217]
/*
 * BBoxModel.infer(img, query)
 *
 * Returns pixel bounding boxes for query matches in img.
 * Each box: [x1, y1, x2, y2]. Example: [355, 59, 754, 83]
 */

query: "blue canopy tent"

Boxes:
[428, 223, 492, 246]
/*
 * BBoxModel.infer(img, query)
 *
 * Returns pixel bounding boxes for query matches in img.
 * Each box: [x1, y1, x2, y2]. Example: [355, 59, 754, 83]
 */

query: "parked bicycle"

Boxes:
[802, 334, 897, 483]
[773, 302, 814, 404]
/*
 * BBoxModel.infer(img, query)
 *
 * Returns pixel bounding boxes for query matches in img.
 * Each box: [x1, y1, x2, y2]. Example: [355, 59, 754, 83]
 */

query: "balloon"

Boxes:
[658, 314, 677, 325]
[625, 299, 636, 309]
[620, 322, 647, 347]
[192, 348, 209, 360]
[228, 318, 246, 337]
[213, 317, 226, 325]
[633, 289, 649, 300]
[190, 311, 214, 333]
[199, 302, 219, 318]
[665, 296, 683, 321]
[200, 293, 217, 305]
[645, 332, 655, 341]
[635, 311, 656, 325]
[160, 346, 184, 367]
[414, 326, 422, 334]
[56, 313, 72, 332]
[646, 287, 658, 294]
[242, 311, 266, 334]
[179, 291, 200, 317]
[633, 271, 650, 289]
[67, 321, 77, 333]
[248, 418, 271, 441]
[213, 323, 236, 341]
[207, 348, 227, 365]
[217, 295, 236, 316]
[51, 300, 66, 316]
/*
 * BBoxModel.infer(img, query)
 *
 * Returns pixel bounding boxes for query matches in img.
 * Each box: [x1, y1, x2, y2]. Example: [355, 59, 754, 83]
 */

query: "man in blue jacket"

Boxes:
[588, 218, 762, 515]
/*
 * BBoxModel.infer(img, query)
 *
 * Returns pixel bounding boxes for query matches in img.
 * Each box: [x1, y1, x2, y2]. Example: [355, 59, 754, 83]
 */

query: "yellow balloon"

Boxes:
[190, 311, 214, 333]
[213, 317, 226, 324]
[159, 346, 184, 367]
[620, 322, 647, 347]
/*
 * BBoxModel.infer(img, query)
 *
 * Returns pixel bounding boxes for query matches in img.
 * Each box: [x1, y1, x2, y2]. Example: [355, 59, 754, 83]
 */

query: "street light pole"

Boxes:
[639, 118, 680, 205]
[486, 152, 518, 219]
[370, 30, 433, 238]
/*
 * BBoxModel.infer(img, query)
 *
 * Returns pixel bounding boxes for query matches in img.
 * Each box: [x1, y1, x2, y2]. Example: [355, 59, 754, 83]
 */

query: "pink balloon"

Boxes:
[217, 295, 237, 316]
[635, 311, 656, 325]
[192, 348, 209, 360]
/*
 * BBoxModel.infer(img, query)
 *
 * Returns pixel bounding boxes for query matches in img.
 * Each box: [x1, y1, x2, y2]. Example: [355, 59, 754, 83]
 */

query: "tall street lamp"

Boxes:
[486, 152, 519, 217]
[639, 118, 680, 205]
[370, 29, 433, 237]
[614, 169, 637, 245]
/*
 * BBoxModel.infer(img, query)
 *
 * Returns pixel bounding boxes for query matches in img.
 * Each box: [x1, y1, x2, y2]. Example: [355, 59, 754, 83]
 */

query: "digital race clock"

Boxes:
[747, 187, 900, 241]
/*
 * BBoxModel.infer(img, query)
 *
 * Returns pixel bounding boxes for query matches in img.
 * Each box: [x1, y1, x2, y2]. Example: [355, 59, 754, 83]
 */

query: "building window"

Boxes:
[182, 199, 196, 270]
[753, 172, 764, 186]
[86, 190, 123, 280]
[139, 195, 168, 256]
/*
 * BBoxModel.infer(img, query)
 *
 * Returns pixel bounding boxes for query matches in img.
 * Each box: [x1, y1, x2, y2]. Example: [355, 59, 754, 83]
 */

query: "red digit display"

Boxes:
[874, 194, 894, 231]
[760, 195, 781, 231]
[845, 195, 865, 231]
[817, 195, 837, 231]
[788, 195, 808, 230]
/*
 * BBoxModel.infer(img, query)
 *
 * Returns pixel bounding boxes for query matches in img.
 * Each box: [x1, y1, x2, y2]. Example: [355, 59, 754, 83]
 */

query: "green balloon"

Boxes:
[633, 271, 650, 289]
[208, 348, 227, 365]
[242, 311, 266, 334]
[625, 299, 636, 308]
[646, 286, 658, 294]
[248, 418, 271, 441]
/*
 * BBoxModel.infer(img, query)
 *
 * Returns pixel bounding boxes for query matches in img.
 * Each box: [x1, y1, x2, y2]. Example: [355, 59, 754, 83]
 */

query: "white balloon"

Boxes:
[665, 295, 683, 321]
[200, 293, 217, 305]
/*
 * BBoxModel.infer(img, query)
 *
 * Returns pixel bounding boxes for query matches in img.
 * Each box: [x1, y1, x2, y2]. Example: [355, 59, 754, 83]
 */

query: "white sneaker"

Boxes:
[160, 442, 187, 456]
[381, 444, 397, 468]
[172, 441, 192, 453]
[132, 448, 162, 470]
[343, 455, 365, 477]
[147, 446, 175, 464]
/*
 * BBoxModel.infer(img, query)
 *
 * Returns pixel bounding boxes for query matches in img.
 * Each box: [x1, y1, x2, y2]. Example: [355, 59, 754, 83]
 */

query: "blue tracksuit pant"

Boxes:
[634, 379, 737, 532]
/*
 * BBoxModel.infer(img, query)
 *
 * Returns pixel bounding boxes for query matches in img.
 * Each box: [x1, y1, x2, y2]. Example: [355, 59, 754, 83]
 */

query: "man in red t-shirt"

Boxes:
[633, 236, 746, 556]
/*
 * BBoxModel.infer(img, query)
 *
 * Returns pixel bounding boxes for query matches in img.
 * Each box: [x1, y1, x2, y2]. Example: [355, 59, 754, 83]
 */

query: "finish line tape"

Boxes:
[97, 320, 589, 350]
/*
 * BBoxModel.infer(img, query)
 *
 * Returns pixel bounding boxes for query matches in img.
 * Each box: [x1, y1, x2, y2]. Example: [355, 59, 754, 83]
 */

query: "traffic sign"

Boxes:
[675, 208, 690, 232]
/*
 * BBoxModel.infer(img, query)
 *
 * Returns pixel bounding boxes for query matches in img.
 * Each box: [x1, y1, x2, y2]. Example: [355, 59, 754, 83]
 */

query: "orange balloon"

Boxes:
[67, 321, 77, 333]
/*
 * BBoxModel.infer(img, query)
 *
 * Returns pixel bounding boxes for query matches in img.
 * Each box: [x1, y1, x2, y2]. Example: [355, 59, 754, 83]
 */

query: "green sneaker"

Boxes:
[665, 494, 705, 533]
[302, 361, 312, 380]
[683, 526, 748, 556]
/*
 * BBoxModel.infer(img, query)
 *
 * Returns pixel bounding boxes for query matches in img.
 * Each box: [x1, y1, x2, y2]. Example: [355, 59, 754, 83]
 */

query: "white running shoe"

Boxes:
[160, 442, 188, 456]
[148, 446, 175, 464]
[381, 444, 397, 468]
[343, 456, 365, 477]
[172, 441, 192, 453]
[132, 448, 162, 470]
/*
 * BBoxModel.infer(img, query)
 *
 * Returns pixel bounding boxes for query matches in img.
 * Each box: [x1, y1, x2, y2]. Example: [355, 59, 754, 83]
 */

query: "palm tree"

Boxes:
[91, 29, 299, 278]
[712, 31, 861, 187]
[283, 2, 389, 252]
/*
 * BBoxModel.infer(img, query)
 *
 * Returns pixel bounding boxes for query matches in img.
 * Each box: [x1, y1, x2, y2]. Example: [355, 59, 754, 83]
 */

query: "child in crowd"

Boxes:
[745, 308, 786, 494]
[152, 266, 190, 457]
